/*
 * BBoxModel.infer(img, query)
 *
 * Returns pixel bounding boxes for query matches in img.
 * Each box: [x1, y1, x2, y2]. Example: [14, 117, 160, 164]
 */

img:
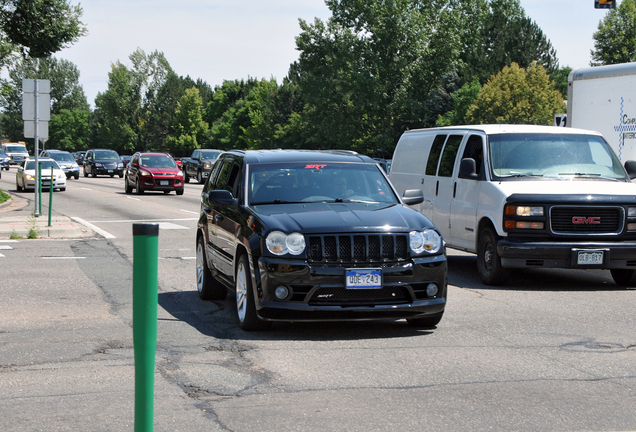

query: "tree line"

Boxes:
[0, 0, 633, 158]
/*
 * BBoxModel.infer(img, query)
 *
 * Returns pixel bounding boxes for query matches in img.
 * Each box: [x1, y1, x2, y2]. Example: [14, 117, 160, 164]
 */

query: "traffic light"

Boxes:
[595, 0, 616, 8]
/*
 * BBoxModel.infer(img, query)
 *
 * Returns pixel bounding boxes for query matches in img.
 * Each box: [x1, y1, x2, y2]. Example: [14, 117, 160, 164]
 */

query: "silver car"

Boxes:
[40, 150, 80, 179]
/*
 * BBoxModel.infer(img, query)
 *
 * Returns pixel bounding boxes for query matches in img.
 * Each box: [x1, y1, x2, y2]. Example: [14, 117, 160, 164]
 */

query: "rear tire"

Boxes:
[196, 237, 226, 300]
[235, 254, 271, 331]
[477, 226, 511, 285]
[407, 312, 444, 328]
[610, 269, 636, 286]
[184, 172, 190, 183]
[83, 168, 88, 177]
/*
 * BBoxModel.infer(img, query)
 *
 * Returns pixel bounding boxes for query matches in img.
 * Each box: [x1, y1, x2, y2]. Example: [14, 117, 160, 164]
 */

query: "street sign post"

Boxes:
[22, 79, 51, 217]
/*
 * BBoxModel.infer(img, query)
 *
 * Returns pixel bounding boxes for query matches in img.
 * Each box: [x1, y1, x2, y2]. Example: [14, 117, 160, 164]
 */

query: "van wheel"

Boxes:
[477, 226, 510, 285]
[610, 269, 636, 286]
[196, 237, 226, 300]
[235, 254, 271, 331]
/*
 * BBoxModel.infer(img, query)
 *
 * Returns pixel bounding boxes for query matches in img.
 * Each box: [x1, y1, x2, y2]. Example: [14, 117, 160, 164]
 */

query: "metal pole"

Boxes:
[38, 162, 42, 215]
[132, 223, 159, 432]
[34, 77, 40, 217]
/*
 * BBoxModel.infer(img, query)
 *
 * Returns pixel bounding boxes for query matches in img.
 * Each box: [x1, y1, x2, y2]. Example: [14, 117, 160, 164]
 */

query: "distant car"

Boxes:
[74, 151, 85, 165]
[40, 149, 80, 179]
[120, 155, 131, 167]
[196, 149, 447, 331]
[0, 148, 10, 171]
[83, 149, 124, 178]
[15, 158, 66, 192]
[124, 152, 184, 195]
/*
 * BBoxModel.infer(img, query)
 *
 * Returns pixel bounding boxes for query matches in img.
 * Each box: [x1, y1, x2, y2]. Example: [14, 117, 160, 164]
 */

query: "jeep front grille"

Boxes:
[308, 234, 408, 263]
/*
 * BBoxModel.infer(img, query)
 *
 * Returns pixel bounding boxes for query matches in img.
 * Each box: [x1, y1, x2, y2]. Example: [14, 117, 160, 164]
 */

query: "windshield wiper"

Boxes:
[556, 173, 619, 181]
[251, 199, 305, 205]
[498, 173, 544, 178]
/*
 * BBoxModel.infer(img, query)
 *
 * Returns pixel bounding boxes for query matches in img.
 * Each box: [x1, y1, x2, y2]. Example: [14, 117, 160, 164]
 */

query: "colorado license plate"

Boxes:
[577, 250, 603, 265]
[346, 269, 382, 289]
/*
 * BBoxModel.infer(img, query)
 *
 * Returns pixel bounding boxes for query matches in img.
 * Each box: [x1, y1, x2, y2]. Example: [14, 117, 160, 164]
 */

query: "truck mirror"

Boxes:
[459, 158, 478, 178]
[624, 160, 636, 180]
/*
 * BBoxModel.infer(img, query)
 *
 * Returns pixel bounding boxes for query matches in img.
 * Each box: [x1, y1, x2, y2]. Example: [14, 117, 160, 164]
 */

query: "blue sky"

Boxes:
[60, 0, 611, 107]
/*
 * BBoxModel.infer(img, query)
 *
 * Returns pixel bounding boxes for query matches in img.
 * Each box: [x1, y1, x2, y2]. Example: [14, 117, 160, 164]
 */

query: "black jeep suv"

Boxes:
[196, 149, 447, 331]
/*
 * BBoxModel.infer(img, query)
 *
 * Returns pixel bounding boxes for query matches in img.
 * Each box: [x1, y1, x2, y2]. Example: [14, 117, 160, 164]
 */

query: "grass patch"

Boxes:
[0, 189, 9, 205]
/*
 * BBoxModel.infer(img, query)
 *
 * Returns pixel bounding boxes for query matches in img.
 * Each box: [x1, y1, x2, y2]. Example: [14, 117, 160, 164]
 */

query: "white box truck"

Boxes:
[567, 62, 636, 162]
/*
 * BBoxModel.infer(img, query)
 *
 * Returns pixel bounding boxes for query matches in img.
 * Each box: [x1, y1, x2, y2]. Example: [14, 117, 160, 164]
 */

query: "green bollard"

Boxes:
[132, 223, 159, 432]
[47, 167, 53, 227]
[38, 163, 42, 215]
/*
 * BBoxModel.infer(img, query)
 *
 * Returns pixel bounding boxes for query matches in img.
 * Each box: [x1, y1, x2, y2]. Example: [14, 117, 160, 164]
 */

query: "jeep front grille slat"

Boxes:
[307, 234, 408, 263]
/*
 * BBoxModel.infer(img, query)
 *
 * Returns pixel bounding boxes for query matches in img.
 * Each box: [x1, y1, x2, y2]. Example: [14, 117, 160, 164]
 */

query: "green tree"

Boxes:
[0, 56, 88, 144]
[591, 0, 636, 66]
[47, 108, 90, 151]
[295, 0, 465, 156]
[466, 62, 564, 125]
[92, 62, 140, 153]
[436, 76, 482, 126]
[165, 86, 208, 154]
[553, 66, 572, 100]
[0, 0, 87, 58]
[460, 0, 560, 85]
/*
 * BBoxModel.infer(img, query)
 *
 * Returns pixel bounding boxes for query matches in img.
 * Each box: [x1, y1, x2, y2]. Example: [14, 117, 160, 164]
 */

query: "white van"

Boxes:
[2, 142, 29, 165]
[389, 124, 636, 286]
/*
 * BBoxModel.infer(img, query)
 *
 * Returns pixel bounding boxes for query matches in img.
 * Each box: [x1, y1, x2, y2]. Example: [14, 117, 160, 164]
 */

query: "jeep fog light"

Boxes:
[426, 283, 438, 297]
[275, 286, 289, 300]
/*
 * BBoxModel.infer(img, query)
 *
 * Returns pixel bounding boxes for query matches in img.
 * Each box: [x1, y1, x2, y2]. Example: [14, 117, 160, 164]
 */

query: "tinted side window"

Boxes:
[459, 135, 484, 179]
[215, 158, 236, 194]
[437, 135, 463, 177]
[425, 135, 447, 176]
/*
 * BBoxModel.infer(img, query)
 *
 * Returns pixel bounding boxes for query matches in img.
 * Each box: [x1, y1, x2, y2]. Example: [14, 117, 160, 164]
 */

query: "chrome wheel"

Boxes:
[196, 241, 205, 294]
[236, 259, 248, 322]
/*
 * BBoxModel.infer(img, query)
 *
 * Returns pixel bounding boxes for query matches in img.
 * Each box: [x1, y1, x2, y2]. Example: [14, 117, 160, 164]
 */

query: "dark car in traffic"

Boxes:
[40, 149, 80, 179]
[124, 152, 184, 195]
[0, 148, 10, 171]
[83, 149, 124, 178]
[196, 149, 447, 331]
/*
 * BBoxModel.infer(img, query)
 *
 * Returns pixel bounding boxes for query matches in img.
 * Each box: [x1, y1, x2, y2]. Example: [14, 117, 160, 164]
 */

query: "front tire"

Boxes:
[176, 188, 184, 196]
[196, 237, 226, 300]
[477, 226, 511, 285]
[136, 178, 144, 194]
[197, 170, 204, 184]
[83, 167, 88, 177]
[235, 254, 271, 331]
[610, 269, 636, 286]
[124, 178, 133, 194]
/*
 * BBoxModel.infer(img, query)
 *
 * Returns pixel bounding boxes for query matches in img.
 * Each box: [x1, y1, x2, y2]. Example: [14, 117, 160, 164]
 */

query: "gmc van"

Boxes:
[2, 142, 29, 165]
[389, 124, 636, 286]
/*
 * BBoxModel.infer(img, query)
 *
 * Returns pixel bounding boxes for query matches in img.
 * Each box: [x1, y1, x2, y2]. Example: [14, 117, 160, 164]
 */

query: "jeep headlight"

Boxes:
[409, 229, 442, 254]
[266, 231, 306, 256]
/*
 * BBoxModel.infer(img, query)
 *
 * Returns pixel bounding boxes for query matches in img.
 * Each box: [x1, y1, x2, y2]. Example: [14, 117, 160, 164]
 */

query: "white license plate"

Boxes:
[160, 180, 169, 185]
[577, 250, 603, 265]
[108, 169, 113, 173]
[346, 269, 382, 289]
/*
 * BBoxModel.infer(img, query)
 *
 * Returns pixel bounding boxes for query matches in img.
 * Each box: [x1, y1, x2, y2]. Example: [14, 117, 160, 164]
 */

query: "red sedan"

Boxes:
[124, 152, 185, 195]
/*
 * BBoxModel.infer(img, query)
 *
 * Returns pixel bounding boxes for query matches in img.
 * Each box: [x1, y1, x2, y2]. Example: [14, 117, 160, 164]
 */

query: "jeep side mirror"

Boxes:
[402, 189, 424, 206]
[208, 190, 238, 205]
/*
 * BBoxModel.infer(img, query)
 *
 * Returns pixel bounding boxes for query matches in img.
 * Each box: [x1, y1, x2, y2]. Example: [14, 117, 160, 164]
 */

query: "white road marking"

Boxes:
[41, 257, 86, 260]
[181, 257, 196, 260]
[180, 209, 198, 214]
[0, 240, 18, 243]
[127, 197, 141, 201]
[81, 187, 92, 190]
[71, 217, 117, 239]
[0, 245, 13, 250]
[89, 218, 197, 223]
[157, 222, 189, 230]
[0, 253, 4, 258]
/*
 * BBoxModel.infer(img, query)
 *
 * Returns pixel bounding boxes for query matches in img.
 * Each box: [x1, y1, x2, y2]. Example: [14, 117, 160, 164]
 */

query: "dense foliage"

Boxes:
[591, 0, 636, 66]
[0, 0, 585, 158]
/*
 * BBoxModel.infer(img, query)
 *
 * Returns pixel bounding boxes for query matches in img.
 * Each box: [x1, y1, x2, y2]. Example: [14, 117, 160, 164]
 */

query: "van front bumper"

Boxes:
[498, 238, 636, 269]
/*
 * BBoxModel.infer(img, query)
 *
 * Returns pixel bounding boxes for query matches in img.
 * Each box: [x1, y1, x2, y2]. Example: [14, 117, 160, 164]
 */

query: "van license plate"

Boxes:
[346, 269, 382, 289]
[577, 251, 603, 265]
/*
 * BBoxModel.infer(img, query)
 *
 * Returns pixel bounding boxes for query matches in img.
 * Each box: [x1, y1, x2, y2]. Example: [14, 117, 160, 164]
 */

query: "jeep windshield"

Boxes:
[488, 133, 629, 181]
[94, 150, 119, 160]
[249, 162, 399, 205]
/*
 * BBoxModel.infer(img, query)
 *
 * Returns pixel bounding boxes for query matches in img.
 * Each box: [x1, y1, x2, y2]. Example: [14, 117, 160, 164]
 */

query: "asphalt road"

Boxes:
[1, 168, 635, 432]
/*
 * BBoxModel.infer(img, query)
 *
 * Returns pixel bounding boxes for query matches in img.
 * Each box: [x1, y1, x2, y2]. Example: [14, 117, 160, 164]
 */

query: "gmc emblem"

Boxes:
[572, 216, 601, 224]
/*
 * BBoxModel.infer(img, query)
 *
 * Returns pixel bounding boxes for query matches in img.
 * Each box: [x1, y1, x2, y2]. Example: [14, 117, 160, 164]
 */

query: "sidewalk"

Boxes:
[0, 193, 98, 239]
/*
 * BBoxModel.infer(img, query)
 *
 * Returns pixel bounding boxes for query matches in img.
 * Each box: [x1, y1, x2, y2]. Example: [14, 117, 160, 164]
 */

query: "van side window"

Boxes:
[438, 135, 463, 177]
[425, 135, 447, 176]
[460, 135, 484, 179]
